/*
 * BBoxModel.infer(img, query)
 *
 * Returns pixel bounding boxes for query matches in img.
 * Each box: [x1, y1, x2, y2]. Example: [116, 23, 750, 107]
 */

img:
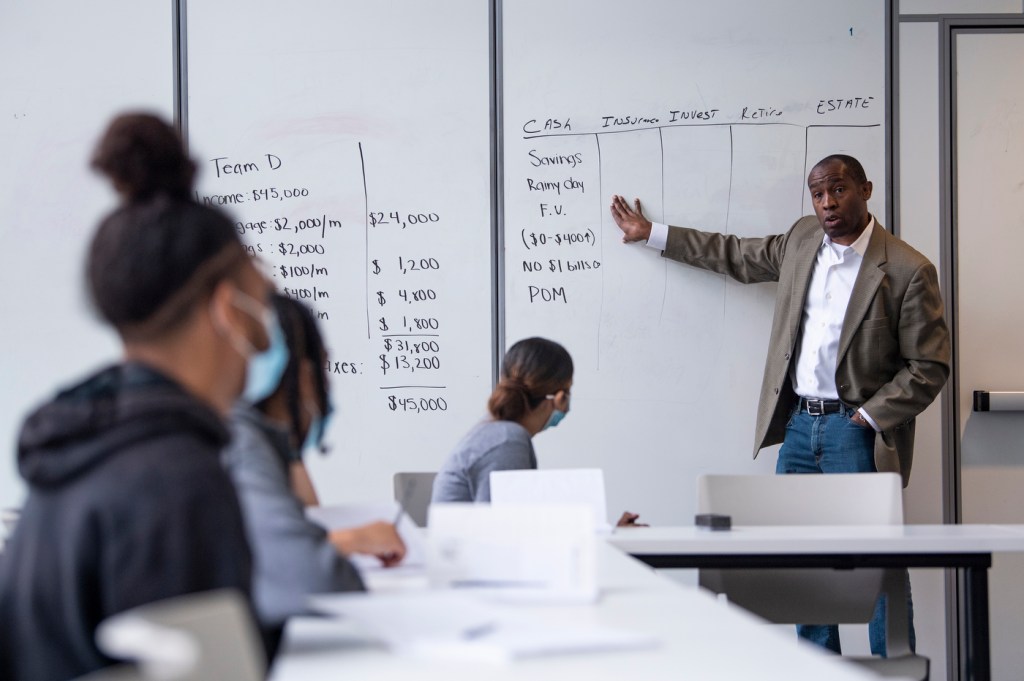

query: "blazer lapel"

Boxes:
[837, 221, 888, 364]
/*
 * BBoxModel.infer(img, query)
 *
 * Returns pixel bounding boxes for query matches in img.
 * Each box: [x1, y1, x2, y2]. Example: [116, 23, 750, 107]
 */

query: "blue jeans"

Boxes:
[776, 404, 916, 657]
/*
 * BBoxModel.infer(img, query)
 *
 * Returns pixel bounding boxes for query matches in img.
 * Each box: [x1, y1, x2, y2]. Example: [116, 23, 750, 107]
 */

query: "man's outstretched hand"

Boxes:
[610, 195, 653, 243]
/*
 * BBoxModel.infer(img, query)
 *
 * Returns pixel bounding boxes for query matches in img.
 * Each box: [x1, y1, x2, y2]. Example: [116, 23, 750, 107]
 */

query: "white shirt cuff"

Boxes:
[858, 408, 882, 432]
[646, 222, 669, 250]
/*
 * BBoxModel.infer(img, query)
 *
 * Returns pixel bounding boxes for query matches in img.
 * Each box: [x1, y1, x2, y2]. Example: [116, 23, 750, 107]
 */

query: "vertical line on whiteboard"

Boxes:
[359, 142, 370, 339]
[726, 125, 734, 233]
[802, 126, 810, 214]
[659, 127, 668, 323]
[724, 125, 735, 312]
[595, 132, 603, 371]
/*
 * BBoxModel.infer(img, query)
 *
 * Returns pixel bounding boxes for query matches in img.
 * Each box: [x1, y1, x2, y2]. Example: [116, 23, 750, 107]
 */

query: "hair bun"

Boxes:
[499, 376, 530, 393]
[91, 113, 196, 202]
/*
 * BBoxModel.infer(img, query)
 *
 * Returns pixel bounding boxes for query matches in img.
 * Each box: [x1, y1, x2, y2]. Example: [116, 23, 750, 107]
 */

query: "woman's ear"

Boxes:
[207, 279, 238, 338]
[555, 388, 571, 412]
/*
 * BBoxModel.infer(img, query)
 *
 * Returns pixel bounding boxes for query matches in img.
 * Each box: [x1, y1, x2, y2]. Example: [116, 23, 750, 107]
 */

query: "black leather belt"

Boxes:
[798, 397, 845, 416]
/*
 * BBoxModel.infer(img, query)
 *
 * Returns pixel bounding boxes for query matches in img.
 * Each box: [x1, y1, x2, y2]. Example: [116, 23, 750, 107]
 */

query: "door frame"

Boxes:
[941, 17, 1024, 681]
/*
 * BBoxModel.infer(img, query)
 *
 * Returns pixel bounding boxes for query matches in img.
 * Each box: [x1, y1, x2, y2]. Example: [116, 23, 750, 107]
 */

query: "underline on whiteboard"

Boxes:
[521, 122, 881, 140]
[381, 333, 441, 337]
[379, 385, 447, 390]
[359, 141, 370, 339]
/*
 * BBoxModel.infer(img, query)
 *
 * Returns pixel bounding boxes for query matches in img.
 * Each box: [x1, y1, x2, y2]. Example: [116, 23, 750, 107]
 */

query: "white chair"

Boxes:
[393, 472, 437, 527]
[94, 589, 265, 681]
[696, 473, 928, 681]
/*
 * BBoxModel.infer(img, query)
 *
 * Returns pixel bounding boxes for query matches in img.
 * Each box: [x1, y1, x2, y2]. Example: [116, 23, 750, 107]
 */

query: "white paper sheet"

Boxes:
[490, 468, 613, 533]
[308, 591, 659, 663]
[426, 503, 598, 603]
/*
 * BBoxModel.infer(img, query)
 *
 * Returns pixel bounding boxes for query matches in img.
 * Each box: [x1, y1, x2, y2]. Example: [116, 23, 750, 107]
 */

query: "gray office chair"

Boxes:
[93, 589, 265, 681]
[696, 473, 928, 681]
[393, 472, 437, 527]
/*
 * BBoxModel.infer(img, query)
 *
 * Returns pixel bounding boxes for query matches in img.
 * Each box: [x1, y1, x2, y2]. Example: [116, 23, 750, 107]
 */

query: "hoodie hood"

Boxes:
[17, 362, 229, 488]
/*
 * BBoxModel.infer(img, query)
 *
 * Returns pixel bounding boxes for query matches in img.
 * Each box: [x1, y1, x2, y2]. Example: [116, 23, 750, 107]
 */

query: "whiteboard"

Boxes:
[0, 1, 891, 519]
[186, 1, 494, 504]
[0, 1, 174, 507]
[502, 0, 890, 524]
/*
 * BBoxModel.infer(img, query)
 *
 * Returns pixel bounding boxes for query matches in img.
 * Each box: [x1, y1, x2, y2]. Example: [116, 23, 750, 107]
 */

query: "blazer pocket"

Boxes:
[860, 316, 890, 330]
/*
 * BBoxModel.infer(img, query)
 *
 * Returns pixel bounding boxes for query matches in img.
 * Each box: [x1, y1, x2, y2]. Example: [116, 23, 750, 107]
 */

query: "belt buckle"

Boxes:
[805, 399, 824, 416]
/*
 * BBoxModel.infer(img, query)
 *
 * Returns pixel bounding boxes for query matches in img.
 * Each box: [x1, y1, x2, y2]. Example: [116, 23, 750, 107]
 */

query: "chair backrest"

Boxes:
[696, 472, 904, 526]
[393, 472, 437, 528]
[95, 589, 265, 681]
[696, 473, 903, 625]
[694, 474, 924, 674]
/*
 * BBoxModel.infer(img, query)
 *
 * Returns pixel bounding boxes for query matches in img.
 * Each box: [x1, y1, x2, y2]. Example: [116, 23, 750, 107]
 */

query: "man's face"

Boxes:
[807, 160, 873, 245]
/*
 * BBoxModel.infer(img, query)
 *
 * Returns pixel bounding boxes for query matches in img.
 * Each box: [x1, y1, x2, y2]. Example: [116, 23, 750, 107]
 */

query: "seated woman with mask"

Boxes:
[433, 337, 573, 503]
[431, 337, 643, 526]
[221, 292, 405, 656]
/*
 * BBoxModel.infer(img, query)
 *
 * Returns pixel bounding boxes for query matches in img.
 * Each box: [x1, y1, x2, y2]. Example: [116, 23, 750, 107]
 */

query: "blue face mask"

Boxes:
[544, 408, 567, 430]
[303, 400, 334, 454]
[542, 391, 570, 431]
[241, 313, 289, 404]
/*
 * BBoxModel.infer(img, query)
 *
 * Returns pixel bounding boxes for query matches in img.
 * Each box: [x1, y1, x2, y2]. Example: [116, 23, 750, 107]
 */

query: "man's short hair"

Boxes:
[813, 154, 868, 184]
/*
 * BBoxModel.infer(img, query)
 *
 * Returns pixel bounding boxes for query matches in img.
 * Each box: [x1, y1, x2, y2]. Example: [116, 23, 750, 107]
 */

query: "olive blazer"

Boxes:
[662, 216, 950, 486]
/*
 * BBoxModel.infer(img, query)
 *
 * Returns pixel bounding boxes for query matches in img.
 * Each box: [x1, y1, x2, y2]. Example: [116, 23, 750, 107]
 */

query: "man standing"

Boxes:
[610, 154, 950, 655]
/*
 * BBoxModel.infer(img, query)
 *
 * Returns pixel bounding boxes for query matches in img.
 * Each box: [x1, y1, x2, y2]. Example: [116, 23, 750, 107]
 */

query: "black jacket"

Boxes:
[0, 363, 252, 681]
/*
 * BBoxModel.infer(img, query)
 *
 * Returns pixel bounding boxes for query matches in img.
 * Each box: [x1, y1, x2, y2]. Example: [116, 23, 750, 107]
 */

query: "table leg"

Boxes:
[965, 563, 990, 681]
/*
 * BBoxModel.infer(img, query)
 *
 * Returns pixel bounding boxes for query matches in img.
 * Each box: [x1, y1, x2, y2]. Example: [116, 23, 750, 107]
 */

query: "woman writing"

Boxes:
[222, 293, 405, 656]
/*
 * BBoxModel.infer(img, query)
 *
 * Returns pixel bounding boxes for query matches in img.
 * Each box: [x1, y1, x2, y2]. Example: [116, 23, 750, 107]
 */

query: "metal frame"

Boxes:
[172, 0, 188, 148]
[889, 0, 900, 234]
[492, 0, 504, 385]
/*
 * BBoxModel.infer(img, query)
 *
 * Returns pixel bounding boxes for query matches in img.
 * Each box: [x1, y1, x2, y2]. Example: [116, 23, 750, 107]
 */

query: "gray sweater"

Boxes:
[431, 419, 536, 502]
[222, 404, 363, 628]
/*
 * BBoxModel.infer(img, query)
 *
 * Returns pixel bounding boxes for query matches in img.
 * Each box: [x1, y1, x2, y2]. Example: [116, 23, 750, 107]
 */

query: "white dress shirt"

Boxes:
[645, 219, 880, 430]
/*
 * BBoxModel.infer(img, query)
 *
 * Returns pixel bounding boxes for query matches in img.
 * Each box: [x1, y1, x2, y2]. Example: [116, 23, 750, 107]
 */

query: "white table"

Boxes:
[609, 524, 1024, 681]
[270, 543, 890, 681]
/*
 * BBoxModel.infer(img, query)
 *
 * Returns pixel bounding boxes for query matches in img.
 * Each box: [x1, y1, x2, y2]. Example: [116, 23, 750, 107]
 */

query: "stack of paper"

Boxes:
[427, 503, 598, 603]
